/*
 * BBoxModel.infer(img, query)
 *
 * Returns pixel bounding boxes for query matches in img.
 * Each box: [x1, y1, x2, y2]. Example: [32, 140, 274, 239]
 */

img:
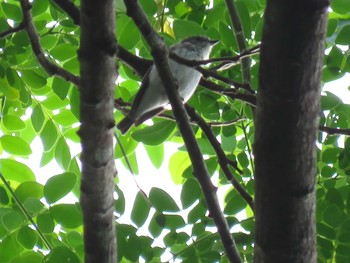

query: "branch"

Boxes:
[115, 99, 245, 127]
[185, 105, 254, 211]
[50, 0, 152, 78]
[123, 1, 242, 262]
[319, 126, 350, 136]
[200, 78, 257, 106]
[169, 52, 253, 93]
[51, 0, 80, 24]
[224, 0, 251, 84]
[0, 22, 25, 38]
[116, 45, 153, 77]
[19, 0, 79, 86]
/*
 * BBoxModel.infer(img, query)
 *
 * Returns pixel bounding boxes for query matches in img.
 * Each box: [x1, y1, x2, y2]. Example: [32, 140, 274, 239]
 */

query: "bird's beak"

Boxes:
[210, 39, 220, 46]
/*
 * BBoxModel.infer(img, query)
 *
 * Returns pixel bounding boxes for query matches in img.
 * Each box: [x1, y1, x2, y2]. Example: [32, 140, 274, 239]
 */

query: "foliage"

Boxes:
[0, 0, 349, 262]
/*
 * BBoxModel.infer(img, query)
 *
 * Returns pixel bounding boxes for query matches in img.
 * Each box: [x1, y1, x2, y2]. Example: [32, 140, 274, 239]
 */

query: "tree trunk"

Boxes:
[254, 1, 329, 262]
[78, 0, 117, 262]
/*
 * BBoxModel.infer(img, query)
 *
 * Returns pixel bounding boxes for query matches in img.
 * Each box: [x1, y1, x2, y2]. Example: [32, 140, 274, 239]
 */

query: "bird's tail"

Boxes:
[117, 116, 134, 135]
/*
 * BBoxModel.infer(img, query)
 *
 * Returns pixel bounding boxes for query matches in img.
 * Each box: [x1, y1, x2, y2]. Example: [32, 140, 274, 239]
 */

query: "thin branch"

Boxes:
[0, 22, 25, 38]
[0, 173, 53, 250]
[169, 52, 253, 93]
[185, 105, 254, 211]
[19, 0, 79, 86]
[199, 78, 257, 106]
[224, 0, 251, 84]
[116, 46, 153, 77]
[114, 99, 245, 127]
[319, 126, 350, 136]
[51, 0, 80, 24]
[124, 0, 242, 262]
[174, 44, 260, 68]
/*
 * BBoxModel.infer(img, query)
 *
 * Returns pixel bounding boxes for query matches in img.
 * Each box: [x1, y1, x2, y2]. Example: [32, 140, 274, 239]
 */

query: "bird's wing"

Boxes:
[128, 64, 154, 116]
[134, 107, 165, 126]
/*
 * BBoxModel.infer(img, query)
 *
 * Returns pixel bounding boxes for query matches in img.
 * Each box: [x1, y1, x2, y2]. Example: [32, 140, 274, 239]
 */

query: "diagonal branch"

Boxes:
[19, 0, 79, 86]
[52, 0, 80, 24]
[123, 1, 242, 262]
[0, 22, 25, 38]
[319, 126, 350, 136]
[224, 0, 251, 84]
[185, 105, 254, 211]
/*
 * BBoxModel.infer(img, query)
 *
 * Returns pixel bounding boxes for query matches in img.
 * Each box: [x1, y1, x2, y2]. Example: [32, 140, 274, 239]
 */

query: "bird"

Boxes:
[117, 36, 218, 134]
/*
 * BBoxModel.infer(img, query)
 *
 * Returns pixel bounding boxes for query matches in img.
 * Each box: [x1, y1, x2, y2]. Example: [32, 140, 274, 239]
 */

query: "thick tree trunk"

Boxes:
[78, 1, 117, 262]
[254, 1, 329, 262]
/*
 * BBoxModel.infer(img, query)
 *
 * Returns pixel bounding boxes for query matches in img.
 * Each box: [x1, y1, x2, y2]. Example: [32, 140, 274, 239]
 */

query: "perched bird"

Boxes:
[117, 36, 218, 134]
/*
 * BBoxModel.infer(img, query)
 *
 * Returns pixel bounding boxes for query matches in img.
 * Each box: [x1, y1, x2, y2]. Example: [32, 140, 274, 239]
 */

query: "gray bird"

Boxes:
[117, 36, 218, 134]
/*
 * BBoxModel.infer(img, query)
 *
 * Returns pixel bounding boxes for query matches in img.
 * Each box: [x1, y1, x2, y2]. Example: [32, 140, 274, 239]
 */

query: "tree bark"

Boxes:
[78, 0, 117, 262]
[254, 1, 329, 262]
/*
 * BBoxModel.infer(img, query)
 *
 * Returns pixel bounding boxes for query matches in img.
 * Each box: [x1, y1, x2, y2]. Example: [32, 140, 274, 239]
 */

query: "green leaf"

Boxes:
[17, 226, 37, 249]
[124, 234, 141, 261]
[164, 214, 186, 230]
[31, 105, 45, 132]
[23, 198, 44, 214]
[131, 191, 150, 227]
[0, 159, 35, 182]
[44, 172, 77, 204]
[224, 192, 247, 215]
[118, 16, 140, 50]
[52, 77, 70, 100]
[168, 151, 191, 184]
[149, 187, 180, 212]
[50, 44, 77, 61]
[40, 120, 58, 151]
[54, 137, 72, 170]
[0, 135, 32, 156]
[14, 181, 44, 202]
[181, 178, 201, 209]
[50, 204, 82, 228]
[10, 252, 43, 263]
[0, 186, 9, 205]
[323, 204, 345, 227]
[2, 114, 26, 131]
[173, 19, 206, 39]
[144, 144, 164, 169]
[115, 186, 125, 216]
[2, 210, 25, 231]
[32, 0, 49, 17]
[21, 70, 47, 89]
[336, 25, 350, 45]
[321, 91, 342, 110]
[331, 0, 350, 14]
[148, 212, 165, 238]
[132, 120, 176, 145]
[69, 87, 80, 119]
[37, 212, 55, 233]
[1, 3, 22, 21]
[0, 235, 23, 262]
[66, 231, 83, 248]
[139, 0, 157, 15]
[53, 109, 78, 127]
[46, 246, 80, 263]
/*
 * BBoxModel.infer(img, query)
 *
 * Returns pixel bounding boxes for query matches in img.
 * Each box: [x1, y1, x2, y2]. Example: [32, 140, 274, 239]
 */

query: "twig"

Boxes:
[199, 78, 257, 106]
[19, 0, 79, 86]
[51, 0, 80, 24]
[49, 0, 152, 78]
[169, 52, 253, 93]
[114, 99, 245, 127]
[224, 0, 251, 84]
[0, 173, 53, 250]
[319, 126, 350, 136]
[0, 22, 25, 38]
[185, 105, 254, 211]
[123, 0, 242, 262]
